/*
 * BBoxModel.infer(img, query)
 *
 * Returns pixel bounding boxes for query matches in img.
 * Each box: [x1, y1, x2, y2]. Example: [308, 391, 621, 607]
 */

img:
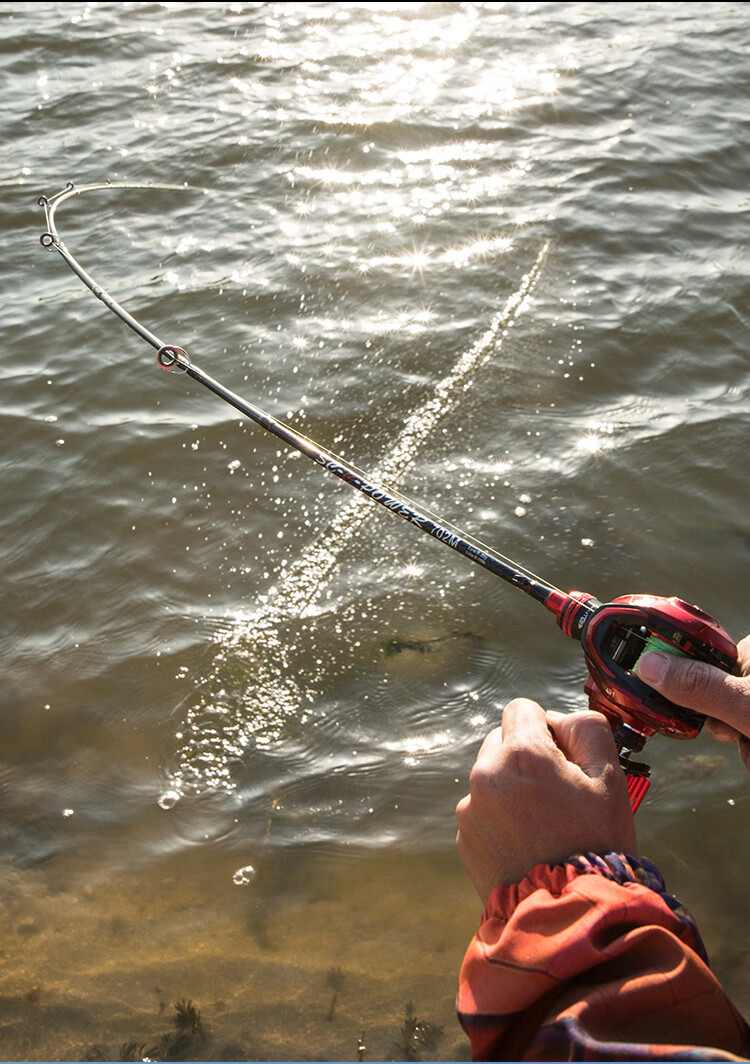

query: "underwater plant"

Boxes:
[118, 999, 206, 1062]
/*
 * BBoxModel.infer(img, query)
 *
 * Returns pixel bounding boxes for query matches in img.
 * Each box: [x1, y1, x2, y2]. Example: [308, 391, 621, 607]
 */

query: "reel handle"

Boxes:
[586, 681, 651, 812]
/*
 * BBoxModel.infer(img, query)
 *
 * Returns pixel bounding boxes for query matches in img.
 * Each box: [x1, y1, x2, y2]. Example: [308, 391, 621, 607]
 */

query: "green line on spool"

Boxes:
[640, 634, 688, 659]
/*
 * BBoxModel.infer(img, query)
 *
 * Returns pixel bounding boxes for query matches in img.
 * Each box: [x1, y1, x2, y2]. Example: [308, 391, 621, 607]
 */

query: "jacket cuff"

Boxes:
[488, 851, 709, 965]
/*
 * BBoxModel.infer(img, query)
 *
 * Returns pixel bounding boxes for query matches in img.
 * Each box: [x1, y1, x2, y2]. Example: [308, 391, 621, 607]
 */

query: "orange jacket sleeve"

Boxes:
[457, 852, 750, 1061]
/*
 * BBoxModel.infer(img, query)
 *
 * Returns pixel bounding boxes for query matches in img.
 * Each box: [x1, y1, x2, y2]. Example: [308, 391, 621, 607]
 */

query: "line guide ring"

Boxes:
[157, 345, 191, 374]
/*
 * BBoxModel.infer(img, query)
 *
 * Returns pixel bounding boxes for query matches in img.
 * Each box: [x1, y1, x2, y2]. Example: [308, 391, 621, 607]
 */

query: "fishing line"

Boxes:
[40, 181, 210, 350]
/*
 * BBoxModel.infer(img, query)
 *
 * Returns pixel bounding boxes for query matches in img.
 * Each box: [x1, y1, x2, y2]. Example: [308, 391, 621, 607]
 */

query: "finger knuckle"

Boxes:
[503, 745, 549, 780]
[468, 762, 494, 795]
[568, 710, 613, 740]
[455, 795, 471, 822]
[600, 761, 630, 799]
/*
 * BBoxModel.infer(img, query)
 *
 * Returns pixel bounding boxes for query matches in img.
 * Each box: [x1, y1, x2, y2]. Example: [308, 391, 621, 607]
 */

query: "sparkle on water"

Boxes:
[163, 244, 548, 801]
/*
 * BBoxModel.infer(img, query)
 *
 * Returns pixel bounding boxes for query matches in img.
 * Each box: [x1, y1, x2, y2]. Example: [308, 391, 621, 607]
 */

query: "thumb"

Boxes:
[637, 652, 750, 737]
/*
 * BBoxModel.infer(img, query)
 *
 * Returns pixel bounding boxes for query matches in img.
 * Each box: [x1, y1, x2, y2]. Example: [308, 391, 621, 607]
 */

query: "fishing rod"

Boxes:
[39, 182, 740, 811]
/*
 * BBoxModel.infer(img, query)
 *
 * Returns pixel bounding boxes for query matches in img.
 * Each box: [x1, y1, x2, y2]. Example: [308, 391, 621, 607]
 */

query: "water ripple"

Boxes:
[167, 243, 548, 798]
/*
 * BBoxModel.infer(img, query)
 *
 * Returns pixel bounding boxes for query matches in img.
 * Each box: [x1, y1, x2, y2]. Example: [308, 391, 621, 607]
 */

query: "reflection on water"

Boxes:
[166, 244, 548, 798]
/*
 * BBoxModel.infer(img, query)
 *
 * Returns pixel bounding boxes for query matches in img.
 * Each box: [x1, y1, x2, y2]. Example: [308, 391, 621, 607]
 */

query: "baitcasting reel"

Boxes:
[547, 591, 740, 808]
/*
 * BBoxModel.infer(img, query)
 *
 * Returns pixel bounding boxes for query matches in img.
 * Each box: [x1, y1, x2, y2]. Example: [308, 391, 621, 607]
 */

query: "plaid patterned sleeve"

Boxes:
[457, 852, 750, 1062]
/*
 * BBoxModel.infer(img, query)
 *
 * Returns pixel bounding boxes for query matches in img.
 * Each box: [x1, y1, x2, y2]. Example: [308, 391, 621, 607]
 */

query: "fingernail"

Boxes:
[637, 651, 668, 685]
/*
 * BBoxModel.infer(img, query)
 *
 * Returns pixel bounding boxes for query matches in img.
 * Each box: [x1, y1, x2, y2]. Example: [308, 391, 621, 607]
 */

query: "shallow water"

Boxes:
[4, 2, 750, 1059]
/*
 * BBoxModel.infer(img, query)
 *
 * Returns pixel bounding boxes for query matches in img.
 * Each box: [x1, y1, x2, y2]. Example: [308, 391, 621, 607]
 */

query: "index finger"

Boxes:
[546, 709, 622, 779]
[499, 697, 556, 749]
[472, 724, 504, 770]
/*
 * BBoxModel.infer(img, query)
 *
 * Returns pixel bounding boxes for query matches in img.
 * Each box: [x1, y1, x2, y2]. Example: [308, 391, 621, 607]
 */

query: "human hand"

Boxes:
[637, 634, 750, 770]
[455, 700, 637, 903]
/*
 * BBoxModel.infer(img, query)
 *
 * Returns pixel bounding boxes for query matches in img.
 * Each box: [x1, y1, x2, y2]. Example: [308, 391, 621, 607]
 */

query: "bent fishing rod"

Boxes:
[39, 182, 740, 811]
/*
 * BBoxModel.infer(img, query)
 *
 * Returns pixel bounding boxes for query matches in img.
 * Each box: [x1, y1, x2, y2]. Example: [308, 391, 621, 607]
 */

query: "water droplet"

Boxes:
[157, 790, 180, 810]
[232, 865, 256, 886]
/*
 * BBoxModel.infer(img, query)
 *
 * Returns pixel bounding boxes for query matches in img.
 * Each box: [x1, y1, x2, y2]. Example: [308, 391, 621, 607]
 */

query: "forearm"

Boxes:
[458, 853, 750, 1062]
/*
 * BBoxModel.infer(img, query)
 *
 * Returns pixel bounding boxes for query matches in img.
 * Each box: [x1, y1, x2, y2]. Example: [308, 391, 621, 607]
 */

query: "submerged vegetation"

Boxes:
[326, 966, 345, 1021]
[80, 996, 448, 1062]
[383, 630, 479, 656]
[118, 999, 205, 1062]
[390, 1001, 445, 1062]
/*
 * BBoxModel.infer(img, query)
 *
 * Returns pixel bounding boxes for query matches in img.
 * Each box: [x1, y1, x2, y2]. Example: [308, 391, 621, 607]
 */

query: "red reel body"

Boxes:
[546, 590, 740, 810]
[579, 594, 738, 737]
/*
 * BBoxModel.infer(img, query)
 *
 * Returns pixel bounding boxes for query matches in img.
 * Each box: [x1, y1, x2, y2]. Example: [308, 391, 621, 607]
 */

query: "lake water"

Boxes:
[4, 2, 750, 1060]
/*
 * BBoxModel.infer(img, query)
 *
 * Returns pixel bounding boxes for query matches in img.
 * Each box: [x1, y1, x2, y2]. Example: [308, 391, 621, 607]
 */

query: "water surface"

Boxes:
[3, 2, 750, 1059]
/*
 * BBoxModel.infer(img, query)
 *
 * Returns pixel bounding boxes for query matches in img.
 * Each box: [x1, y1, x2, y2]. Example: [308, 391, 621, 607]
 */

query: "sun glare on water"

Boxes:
[159, 2, 570, 800]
